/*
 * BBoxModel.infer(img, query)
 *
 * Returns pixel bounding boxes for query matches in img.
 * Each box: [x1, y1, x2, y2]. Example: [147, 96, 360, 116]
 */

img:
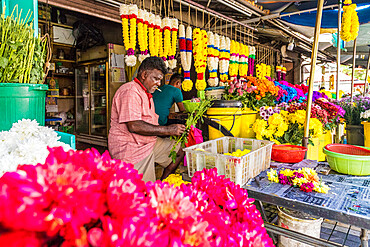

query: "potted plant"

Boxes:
[0, 6, 48, 131]
[337, 95, 370, 146]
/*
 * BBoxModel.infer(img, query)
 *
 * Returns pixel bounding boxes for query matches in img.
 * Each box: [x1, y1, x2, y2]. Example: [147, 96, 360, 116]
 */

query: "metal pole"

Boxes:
[363, 47, 370, 95]
[336, 2, 341, 100]
[350, 38, 357, 102]
[302, 0, 325, 148]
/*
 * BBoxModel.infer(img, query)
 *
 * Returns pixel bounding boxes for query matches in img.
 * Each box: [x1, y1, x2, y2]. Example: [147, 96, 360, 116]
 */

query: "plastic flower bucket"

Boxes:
[361, 121, 370, 147]
[345, 125, 364, 146]
[306, 132, 332, 161]
[240, 108, 257, 138]
[206, 100, 242, 140]
[323, 145, 370, 175]
[0, 83, 48, 131]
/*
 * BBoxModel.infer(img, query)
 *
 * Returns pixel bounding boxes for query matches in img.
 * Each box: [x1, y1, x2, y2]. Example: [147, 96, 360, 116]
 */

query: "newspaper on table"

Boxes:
[245, 168, 370, 218]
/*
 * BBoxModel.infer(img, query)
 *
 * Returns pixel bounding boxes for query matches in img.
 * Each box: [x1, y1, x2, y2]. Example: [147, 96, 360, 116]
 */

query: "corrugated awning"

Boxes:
[38, 0, 121, 23]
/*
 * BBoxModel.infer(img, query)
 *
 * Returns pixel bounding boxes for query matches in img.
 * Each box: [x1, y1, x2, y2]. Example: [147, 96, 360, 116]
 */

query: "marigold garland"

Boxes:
[148, 14, 161, 57]
[179, 25, 193, 91]
[207, 31, 220, 87]
[168, 19, 179, 69]
[137, 9, 150, 62]
[193, 28, 208, 91]
[229, 40, 240, 80]
[162, 18, 171, 68]
[239, 43, 248, 79]
[219, 36, 230, 85]
[340, 0, 359, 42]
[248, 46, 256, 76]
[120, 4, 138, 67]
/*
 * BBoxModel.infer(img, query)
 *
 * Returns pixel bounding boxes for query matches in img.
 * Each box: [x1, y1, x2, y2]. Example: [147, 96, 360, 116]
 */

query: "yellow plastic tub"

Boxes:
[240, 108, 258, 138]
[362, 122, 370, 147]
[307, 132, 333, 161]
[206, 100, 242, 140]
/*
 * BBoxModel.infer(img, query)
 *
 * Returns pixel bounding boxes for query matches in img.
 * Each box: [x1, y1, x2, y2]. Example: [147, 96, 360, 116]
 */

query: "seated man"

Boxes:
[108, 57, 186, 181]
[152, 73, 186, 126]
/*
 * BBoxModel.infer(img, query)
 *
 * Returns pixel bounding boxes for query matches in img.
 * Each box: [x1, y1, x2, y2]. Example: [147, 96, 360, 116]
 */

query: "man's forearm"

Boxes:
[127, 120, 171, 136]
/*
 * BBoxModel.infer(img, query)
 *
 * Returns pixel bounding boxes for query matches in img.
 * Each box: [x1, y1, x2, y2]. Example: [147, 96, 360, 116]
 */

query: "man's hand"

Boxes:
[166, 124, 186, 136]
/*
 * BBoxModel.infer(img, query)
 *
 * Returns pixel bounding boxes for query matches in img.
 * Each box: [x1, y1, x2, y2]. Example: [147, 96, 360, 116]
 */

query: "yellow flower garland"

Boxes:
[137, 9, 149, 62]
[168, 18, 178, 70]
[193, 28, 208, 91]
[340, 0, 359, 42]
[120, 4, 138, 67]
[162, 18, 171, 63]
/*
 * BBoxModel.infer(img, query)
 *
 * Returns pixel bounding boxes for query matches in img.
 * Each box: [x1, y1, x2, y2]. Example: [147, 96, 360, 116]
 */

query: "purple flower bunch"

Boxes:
[260, 106, 281, 121]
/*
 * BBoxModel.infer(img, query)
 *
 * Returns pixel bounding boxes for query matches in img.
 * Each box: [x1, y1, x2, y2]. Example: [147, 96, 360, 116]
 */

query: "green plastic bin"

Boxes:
[0, 83, 48, 131]
[56, 131, 76, 150]
[323, 147, 370, 175]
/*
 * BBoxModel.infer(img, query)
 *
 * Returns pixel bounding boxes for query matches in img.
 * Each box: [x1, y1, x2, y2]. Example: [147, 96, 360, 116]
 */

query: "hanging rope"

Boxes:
[179, 0, 182, 25]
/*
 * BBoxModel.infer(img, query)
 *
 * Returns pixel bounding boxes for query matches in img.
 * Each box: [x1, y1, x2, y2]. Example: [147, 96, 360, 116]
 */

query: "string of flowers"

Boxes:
[248, 46, 256, 76]
[179, 25, 193, 91]
[168, 18, 179, 69]
[229, 40, 239, 80]
[120, 4, 138, 67]
[276, 65, 282, 81]
[282, 66, 287, 81]
[239, 43, 248, 79]
[193, 28, 208, 91]
[256, 63, 267, 79]
[340, 0, 359, 42]
[161, 17, 172, 67]
[267, 168, 330, 193]
[148, 14, 160, 57]
[219, 36, 230, 86]
[266, 65, 271, 78]
[137, 9, 150, 62]
[207, 31, 220, 87]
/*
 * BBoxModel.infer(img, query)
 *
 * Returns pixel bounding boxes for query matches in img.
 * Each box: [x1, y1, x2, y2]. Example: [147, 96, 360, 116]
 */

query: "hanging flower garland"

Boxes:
[266, 65, 271, 78]
[168, 19, 179, 69]
[340, 0, 359, 42]
[248, 46, 256, 76]
[276, 65, 282, 81]
[207, 31, 219, 87]
[193, 28, 208, 91]
[256, 63, 267, 79]
[282, 66, 287, 81]
[219, 36, 230, 86]
[148, 14, 161, 57]
[179, 25, 193, 91]
[157, 15, 164, 58]
[120, 4, 138, 67]
[137, 9, 150, 62]
[162, 18, 172, 68]
[238, 43, 247, 79]
[229, 40, 240, 80]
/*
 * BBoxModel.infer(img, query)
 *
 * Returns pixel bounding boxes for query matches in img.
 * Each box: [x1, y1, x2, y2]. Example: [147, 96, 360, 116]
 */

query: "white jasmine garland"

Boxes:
[0, 119, 72, 175]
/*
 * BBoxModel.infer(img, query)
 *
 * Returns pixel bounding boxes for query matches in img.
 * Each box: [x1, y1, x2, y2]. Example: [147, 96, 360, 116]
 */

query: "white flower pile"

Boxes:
[0, 119, 72, 175]
[361, 110, 370, 120]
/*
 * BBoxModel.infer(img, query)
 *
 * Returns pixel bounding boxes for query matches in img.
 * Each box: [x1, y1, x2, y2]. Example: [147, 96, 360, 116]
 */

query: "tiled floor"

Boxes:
[260, 203, 370, 246]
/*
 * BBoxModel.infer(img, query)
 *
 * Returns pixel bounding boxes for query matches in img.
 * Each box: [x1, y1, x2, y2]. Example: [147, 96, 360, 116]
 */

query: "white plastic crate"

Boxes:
[183, 137, 273, 186]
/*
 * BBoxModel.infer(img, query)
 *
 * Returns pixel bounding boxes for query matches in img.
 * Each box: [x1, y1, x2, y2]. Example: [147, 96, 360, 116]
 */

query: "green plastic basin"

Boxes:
[183, 100, 200, 113]
[323, 147, 370, 175]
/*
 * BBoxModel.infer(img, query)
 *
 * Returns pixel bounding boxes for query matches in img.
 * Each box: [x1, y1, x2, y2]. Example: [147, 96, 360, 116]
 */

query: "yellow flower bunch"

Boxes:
[309, 118, 323, 138]
[163, 174, 190, 187]
[340, 0, 359, 42]
[267, 169, 279, 183]
[288, 110, 306, 125]
[193, 28, 208, 91]
[238, 44, 248, 78]
[313, 181, 330, 193]
[224, 149, 251, 157]
[168, 18, 178, 69]
[266, 65, 271, 78]
[253, 119, 268, 140]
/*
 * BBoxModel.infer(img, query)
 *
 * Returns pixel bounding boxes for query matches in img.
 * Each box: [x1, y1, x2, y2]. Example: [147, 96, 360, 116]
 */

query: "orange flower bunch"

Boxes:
[245, 76, 280, 100]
